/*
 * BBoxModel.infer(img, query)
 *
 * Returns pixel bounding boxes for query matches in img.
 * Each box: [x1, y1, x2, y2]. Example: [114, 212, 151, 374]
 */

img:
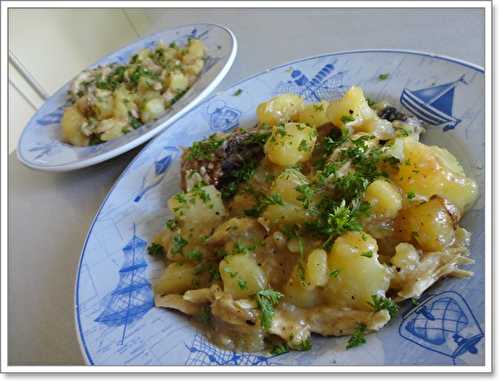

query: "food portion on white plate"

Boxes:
[17, 24, 237, 171]
[148, 87, 478, 354]
[62, 39, 207, 146]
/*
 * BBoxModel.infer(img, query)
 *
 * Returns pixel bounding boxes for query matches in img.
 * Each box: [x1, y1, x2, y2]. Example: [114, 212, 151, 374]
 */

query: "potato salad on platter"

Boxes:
[148, 86, 478, 354]
[61, 38, 206, 146]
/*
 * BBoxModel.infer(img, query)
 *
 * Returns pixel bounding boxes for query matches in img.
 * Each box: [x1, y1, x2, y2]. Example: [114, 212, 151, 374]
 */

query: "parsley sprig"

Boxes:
[256, 289, 284, 331]
[346, 323, 367, 349]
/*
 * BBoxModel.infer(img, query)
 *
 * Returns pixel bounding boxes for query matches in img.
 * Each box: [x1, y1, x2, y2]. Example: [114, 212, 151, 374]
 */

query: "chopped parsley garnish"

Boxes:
[271, 343, 289, 355]
[171, 234, 188, 256]
[223, 267, 238, 278]
[411, 298, 419, 306]
[361, 250, 373, 258]
[165, 218, 177, 230]
[295, 184, 315, 209]
[129, 114, 142, 129]
[313, 103, 324, 112]
[233, 242, 256, 255]
[186, 249, 203, 262]
[244, 192, 284, 217]
[329, 269, 340, 278]
[147, 243, 165, 258]
[256, 289, 284, 331]
[407, 191, 416, 200]
[298, 139, 310, 152]
[346, 323, 367, 349]
[378, 73, 390, 81]
[233, 88, 243, 96]
[238, 279, 248, 290]
[369, 295, 399, 318]
[294, 338, 312, 351]
[187, 134, 224, 161]
[341, 114, 355, 124]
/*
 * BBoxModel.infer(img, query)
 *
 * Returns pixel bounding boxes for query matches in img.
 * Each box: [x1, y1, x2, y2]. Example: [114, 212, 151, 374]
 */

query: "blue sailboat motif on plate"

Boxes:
[184, 334, 276, 366]
[274, 62, 347, 102]
[399, 291, 483, 364]
[134, 146, 179, 202]
[400, 75, 467, 132]
[94, 225, 154, 345]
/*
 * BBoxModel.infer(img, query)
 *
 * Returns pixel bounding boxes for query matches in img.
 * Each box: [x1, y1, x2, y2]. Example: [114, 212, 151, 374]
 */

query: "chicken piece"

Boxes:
[269, 303, 391, 348]
[154, 294, 202, 316]
[180, 127, 271, 194]
[206, 217, 266, 247]
[211, 292, 258, 326]
[392, 247, 473, 302]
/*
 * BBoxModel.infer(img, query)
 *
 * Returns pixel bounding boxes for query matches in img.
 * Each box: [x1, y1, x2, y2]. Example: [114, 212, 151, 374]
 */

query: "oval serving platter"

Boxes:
[17, 23, 237, 172]
[75, 50, 485, 366]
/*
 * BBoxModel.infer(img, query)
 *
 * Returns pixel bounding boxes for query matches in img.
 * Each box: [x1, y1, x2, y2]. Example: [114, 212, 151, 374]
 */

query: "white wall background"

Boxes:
[8, 8, 484, 153]
[8, 9, 151, 153]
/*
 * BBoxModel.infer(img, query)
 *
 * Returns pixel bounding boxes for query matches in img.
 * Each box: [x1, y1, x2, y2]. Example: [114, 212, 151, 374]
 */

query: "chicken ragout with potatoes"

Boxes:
[147, 86, 478, 354]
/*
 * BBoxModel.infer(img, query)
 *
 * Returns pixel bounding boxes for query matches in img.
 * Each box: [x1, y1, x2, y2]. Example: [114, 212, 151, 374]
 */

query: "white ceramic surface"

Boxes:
[74, 50, 485, 366]
[16, 24, 237, 171]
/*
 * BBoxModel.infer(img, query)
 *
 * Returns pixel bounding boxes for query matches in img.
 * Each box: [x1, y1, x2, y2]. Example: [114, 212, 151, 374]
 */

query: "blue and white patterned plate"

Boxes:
[75, 50, 485, 366]
[16, 24, 237, 171]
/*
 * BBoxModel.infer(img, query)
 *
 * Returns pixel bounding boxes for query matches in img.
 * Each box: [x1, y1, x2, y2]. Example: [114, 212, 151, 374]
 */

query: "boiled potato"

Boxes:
[391, 139, 478, 212]
[296, 101, 330, 127]
[168, 185, 226, 232]
[271, 168, 309, 206]
[61, 105, 90, 146]
[394, 196, 455, 252]
[113, 86, 137, 121]
[93, 92, 114, 120]
[306, 249, 329, 287]
[326, 231, 392, 310]
[141, 97, 166, 123]
[261, 202, 310, 226]
[256, 94, 305, 125]
[219, 254, 267, 298]
[168, 71, 189, 93]
[184, 58, 204, 76]
[154, 262, 204, 295]
[283, 264, 323, 308]
[364, 179, 403, 219]
[96, 118, 127, 141]
[264, 122, 317, 166]
[182, 39, 205, 64]
[327, 86, 376, 128]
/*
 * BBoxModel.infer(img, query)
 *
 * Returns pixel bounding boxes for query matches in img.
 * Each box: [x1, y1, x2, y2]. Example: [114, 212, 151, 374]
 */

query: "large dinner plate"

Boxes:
[75, 50, 486, 366]
[17, 24, 237, 171]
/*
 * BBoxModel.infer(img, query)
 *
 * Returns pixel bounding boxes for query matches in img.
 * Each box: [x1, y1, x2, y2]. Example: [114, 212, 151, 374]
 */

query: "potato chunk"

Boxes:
[364, 179, 403, 219]
[394, 196, 455, 252]
[61, 105, 90, 146]
[271, 168, 309, 206]
[219, 254, 267, 298]
[306, 249, 329, 287]
[283, 264, 323, 308]
[326, 231, 391, 310]
[296, 101, 330, 127]
[168, 185, 226, 232]
[264, 122, 317, 167]
[154, 262, 201, 295]
[256, 94, 304, 125]
[141, 97, 166, 123]
[327, 86, 377, 128]
[391, 139, 478, 212]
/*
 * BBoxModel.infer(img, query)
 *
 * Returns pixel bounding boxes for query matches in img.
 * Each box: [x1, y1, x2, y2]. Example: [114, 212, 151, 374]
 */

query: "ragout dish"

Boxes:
[60, 39, 206, 146]
[148, 86, 478, 354]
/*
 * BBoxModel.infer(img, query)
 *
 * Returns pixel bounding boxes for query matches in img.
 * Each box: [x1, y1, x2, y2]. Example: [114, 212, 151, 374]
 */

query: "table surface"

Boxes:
[9, 8, 485, 365]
